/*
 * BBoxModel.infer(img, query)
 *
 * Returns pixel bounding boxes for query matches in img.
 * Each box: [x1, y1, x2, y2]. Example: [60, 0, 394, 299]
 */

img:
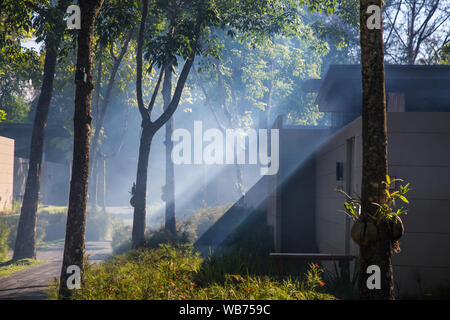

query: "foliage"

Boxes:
[53, 244, 335, 300]
[0, 44, 41, 123]
[0, 0, 44, 123]
[0, 205, 112, 254]
[302, 263, 327, 290]
[0, 258, 45, 276]
[0, 220, 10, 262]
[202, 209, 308, 280]
[322, 260, 358, 299]
[186, 204, 232, 241]
[112, 222, 193, 254]
[112, 204, 231, 254]
[195, 16, 329, 130]
[440, 43, 450, 65]
[338, 174, 411, 223]
[111, 220, 132, 253]
[195, 249, 274, 285]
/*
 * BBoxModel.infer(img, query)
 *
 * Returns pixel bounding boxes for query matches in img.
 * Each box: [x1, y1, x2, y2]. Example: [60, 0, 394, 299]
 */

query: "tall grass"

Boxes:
[0, 220, 10, 262]
[56, 244, 335, 300]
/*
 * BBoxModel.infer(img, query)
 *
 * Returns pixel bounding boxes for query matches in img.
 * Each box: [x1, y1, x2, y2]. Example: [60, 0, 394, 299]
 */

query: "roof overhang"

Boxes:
[313, 64, 450, 112]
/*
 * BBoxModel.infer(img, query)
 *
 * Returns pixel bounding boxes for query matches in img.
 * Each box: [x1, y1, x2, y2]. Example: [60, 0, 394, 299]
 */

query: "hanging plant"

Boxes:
[337, 175, 411, 250]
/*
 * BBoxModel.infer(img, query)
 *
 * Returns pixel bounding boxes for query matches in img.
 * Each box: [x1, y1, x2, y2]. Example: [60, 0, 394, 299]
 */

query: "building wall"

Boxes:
[0, 136, 14, 211]
[315, 112, 450, 296]
[13, 157, 70, 206]
[267, 124, 332, 252]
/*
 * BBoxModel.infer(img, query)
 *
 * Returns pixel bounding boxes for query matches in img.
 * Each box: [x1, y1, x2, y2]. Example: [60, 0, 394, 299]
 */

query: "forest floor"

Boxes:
[0, 241, 111, 300]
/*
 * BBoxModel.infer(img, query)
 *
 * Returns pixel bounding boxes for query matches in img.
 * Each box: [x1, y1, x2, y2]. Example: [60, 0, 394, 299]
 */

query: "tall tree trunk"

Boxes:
[131, 127, 153, 248]
[59, 0, 104, 299]
[88, 57, 103, 207]
[13, 1, 68, 260]
[92, 157, 99, 206]
[102, 157, 106, 211]
[163, 64, 176, 234]
[359, 0, 393, 300]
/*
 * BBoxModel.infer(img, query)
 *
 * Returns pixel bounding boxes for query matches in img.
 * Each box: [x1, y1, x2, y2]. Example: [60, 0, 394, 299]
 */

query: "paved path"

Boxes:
[0, 241, 111, 300]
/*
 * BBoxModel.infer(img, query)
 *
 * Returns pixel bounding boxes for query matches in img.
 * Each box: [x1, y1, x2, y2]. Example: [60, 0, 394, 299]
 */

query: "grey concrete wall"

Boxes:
[315, 112, 450, 296]
[0, 136, 14, 211]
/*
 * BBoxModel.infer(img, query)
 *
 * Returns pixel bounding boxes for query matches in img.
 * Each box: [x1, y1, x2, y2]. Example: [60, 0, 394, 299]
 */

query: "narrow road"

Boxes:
[0, 241, 111, 300]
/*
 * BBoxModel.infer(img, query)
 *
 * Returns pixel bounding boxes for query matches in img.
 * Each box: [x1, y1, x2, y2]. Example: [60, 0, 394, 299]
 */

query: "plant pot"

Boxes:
[130, 195, 136, 207]
[351, 220, 377, 246]
[389, 216, 404, 241]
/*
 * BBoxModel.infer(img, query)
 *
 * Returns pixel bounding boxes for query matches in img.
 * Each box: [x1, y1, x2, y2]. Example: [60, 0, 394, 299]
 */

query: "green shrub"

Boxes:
[210, 209, 307, 279]
[86, 209, 112, 241]
[61, 244, 335, 300]
[112, 219, 194, 255]
[0, 258, 46, 275]
[186, 204, 232, 241]
[0, 205, 112, 253]
[0, 220, 10, 262]
[111, 219, 132, 254]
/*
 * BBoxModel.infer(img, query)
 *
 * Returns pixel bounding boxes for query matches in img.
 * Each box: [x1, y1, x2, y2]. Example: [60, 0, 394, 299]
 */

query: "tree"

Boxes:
[0, 0, 42, 123]
[194, 25, 328, 196]
[383, 0, 450, 64]
[59, 0, 104, 299]
[129, 0, 339, 248]
[88, 0, 138, 206]
[440, 43, 450, 64]
[358, 0, 393, 299]
[13, 0, 71, 260]
[131, 0, 199, 248]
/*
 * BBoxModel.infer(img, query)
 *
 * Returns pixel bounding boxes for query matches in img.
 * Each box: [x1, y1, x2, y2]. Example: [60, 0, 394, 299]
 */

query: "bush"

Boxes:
[62, 244, 335, 300]
[0, 205, 112, 254]
[111, 219, 132, 254]
[186, 204, 232, 241]
[0, 220, 10, 262]
[111, 222, 194, 255]
[86, 208, 112, 241]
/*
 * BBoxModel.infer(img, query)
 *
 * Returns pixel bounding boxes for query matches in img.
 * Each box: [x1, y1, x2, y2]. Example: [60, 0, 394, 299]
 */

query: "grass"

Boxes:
[37, 205, 67, 215]
[0, 258, 46, 276]
[49, 244, 336, 300]
[36, 239, 65, 249]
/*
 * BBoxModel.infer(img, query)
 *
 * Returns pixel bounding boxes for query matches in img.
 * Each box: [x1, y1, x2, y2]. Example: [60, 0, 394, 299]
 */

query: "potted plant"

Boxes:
[337, 175, 411, 252]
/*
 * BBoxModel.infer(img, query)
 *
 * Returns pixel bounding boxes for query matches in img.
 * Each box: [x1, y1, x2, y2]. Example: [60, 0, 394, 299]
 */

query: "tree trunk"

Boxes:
[59, 0, 104, 299]
[92, 157, 99, 206]
[89, 28, 134, 203]
[13, 1, 68, 260]
[163, 64, 176, 234]
[88, 58, 103, 206]
[131, 127, 153, 248]
[102, 157, 106, 211]
[359, 0, 393, 300]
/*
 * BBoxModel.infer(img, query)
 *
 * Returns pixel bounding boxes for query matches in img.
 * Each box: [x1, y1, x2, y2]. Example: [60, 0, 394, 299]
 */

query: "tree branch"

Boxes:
[136, 0, 150, 124]
[153, 55, 195, 131]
